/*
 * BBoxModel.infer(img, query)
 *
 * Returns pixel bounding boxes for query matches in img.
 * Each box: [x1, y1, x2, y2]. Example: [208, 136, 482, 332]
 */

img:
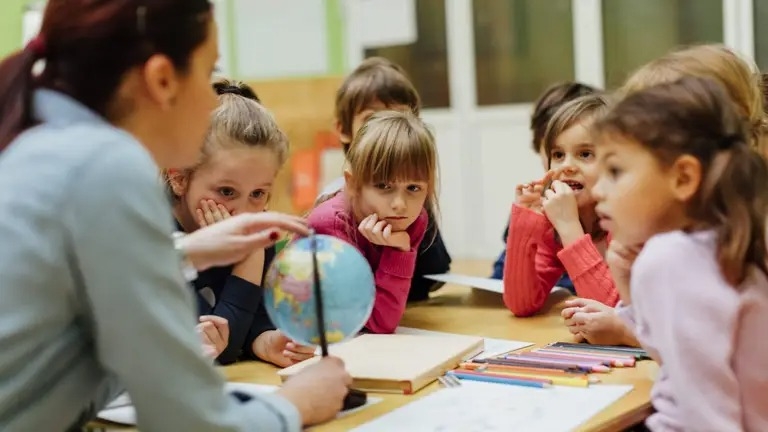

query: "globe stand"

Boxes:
[310, 231, 368, 411]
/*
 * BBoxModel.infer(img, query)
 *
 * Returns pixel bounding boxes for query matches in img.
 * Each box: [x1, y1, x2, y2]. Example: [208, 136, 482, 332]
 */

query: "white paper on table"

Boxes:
[394, 327, 532, 359]
[424, 273, 504, 294]
[96, 382, 381, 425]
[350, 381, 634, 432]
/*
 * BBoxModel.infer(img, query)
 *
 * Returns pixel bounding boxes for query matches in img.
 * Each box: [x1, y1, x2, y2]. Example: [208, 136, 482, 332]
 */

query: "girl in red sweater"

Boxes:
[503, 94, 618, 316]
[308, 111, 437, 333]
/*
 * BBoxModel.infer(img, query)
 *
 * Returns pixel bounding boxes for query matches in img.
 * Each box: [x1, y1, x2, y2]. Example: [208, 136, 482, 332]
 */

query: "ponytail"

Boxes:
[697, 143, 768, 286]
[0, 39, 44, 151]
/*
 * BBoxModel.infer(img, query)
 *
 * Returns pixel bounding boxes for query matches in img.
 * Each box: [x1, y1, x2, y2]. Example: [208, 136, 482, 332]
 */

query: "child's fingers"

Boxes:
[364, 214, 378, 232]
[358, 215, 371, 232]
[202, 200, 217, 225]
[371, 220, 387, 239]
[564, 298, 589, 308]
[286, 342, 316, 355]
[195, 209, 207, 227]
[282, 349, 314, 362]
[561, 306, 579, 319]
[208, 200, 224, 221]
[217, 204, 231, 219]
[383, 224, 392, 239]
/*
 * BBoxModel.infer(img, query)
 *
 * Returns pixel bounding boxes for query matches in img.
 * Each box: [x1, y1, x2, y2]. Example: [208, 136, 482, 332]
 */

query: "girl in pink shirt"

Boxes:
[307, 111, 436, 334]
[503, 94, 619, 316]
[593, 76, 768, 431]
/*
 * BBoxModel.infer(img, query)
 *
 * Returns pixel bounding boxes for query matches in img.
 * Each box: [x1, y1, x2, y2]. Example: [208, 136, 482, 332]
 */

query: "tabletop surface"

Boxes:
[93, 260, 654, 431]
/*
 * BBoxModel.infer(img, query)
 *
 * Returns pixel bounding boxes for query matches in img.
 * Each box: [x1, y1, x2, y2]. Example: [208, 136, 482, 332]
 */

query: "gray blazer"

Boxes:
[0, 90, 300, 431]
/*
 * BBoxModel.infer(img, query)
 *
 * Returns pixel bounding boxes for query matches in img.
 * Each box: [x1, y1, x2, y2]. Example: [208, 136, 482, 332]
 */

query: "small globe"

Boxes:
[263, 234, 376, 346]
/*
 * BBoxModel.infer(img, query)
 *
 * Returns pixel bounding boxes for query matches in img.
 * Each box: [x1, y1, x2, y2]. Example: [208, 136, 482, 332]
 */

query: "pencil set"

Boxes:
[444, 342, 649, 389]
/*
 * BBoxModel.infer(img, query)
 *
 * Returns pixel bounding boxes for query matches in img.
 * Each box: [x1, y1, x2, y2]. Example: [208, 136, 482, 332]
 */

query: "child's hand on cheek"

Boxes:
[254, 330, 316, 367]
[357, 214, 411, 251]
[542, 180, 582, 242]
[196, 199, 231, 227]
[515, 169, 557, 213]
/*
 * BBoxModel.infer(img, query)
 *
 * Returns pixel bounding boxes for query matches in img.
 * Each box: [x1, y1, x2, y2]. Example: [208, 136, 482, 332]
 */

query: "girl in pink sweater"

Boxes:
[503, 94, 619, 316]
[307, 111, 436, 334]
[593, 76, 768, 431]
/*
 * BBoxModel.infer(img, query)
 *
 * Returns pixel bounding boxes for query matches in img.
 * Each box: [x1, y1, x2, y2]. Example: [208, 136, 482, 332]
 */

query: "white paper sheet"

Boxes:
[351, 381, 634, 432]
[394, 327, 532, 359]
[97, 382, 381, 425]
[424, 273, 504, 294]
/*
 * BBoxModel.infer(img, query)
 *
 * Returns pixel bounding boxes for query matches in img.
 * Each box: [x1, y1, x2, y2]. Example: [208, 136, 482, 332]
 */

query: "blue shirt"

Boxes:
[0, 90, 300, 431]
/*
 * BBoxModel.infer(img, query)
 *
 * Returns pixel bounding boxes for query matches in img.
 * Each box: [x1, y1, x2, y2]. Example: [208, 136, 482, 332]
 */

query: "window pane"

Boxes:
[472, 0, 574, 106]
[602, 0, 723, 89]
[364, 0, 450, 109]
[754, 0, 768, 70]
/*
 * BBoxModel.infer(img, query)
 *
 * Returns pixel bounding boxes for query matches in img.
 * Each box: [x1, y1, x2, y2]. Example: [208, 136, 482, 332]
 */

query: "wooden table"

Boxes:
[95, 260, 654, 431]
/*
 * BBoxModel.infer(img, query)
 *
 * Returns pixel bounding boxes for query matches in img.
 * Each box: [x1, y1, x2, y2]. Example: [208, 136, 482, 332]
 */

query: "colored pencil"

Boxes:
[524, 350, 634, 368]
[458, 366, 594, 388]
[502, 355, 612, 373]
[472, 357, 587, 373]
[453, 369, 551, 384]
[447, 371, 550, 389]
[549, 342, 650, 359]
[461, 362, 584, 377]
[533, 348, 636, 367]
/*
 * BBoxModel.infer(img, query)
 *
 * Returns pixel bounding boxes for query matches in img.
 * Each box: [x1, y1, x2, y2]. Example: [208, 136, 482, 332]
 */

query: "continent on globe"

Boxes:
[263, 234, 376, 347]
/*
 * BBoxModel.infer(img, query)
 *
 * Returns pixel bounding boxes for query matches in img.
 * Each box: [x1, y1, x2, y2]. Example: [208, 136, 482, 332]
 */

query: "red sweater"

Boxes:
[307, 192, 428, 334]
[502, 204, 619, 316]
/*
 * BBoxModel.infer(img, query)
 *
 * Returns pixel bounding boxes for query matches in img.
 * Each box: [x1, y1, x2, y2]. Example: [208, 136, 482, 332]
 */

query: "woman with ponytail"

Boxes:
[0, 2, 350, 430]
[592, 76, 768, 431]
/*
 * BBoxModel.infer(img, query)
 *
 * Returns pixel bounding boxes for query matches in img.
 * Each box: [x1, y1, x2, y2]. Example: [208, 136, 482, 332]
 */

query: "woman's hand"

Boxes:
[177, 212, 309, 271]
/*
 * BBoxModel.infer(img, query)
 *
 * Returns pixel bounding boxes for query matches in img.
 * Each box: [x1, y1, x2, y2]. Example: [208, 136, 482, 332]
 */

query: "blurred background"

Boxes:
[1, 0, 766, 262]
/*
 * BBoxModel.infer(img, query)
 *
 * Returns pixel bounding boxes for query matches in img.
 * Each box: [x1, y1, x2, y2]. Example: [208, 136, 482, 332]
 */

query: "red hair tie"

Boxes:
[26, 35, 47, 57]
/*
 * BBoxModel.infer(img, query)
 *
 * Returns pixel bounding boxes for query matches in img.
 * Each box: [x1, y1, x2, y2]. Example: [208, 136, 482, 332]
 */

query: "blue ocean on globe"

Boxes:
[263, 234, 375, 346]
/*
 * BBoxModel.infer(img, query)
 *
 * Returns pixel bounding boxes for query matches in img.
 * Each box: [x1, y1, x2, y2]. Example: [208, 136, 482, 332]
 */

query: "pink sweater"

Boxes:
[307, 192, 428, 334]
[503, 204, 619, 316]
[618, 230, 768, 432]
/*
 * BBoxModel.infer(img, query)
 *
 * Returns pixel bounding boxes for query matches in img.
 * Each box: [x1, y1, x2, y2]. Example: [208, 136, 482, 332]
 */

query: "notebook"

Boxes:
[278, 333, 485, 394]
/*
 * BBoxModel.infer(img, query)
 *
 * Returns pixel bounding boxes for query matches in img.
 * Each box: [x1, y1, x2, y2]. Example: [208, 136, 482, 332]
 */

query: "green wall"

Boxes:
[0, 0, 27, 58]
[0, 0, 346, 78]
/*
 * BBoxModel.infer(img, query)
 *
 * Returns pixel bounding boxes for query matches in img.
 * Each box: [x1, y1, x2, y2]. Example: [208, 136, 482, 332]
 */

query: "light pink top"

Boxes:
[618, 230, 768, 432]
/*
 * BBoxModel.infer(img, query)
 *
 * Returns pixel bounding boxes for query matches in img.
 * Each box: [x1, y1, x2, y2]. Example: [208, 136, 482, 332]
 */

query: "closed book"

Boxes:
[277, 333, 484, 394]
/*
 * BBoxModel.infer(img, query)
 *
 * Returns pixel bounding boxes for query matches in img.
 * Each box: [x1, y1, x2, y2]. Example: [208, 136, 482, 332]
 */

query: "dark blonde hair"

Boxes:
[542, 93, 610, 169]
[530, 82, 599, 153]
[598, 76, 768, 286]
[165, 79, 288, 199]
[346, 110, 438, 225]
[335, 57, 420, 153]
[621, 44, 768, 154]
